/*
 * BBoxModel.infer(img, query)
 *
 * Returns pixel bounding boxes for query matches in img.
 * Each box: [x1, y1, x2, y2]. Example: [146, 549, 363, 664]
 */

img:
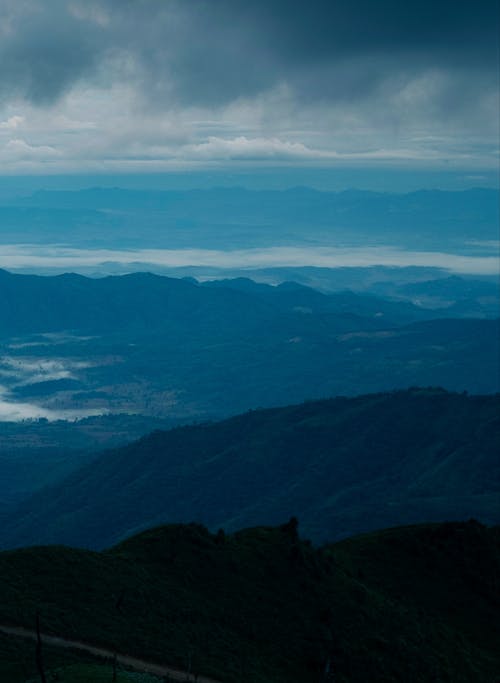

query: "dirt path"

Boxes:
[0, 623, 222, 682]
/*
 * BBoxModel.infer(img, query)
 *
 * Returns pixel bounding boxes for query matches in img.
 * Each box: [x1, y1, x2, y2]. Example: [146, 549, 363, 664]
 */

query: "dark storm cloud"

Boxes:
[0, 0, 497, 107]
[248, 0, 498, 60]
[115, 0, 500, 106]
[0, 1, 106, 104]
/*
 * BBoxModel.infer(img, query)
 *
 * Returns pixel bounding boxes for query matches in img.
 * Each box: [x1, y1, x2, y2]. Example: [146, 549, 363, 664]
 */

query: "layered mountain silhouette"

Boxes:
[2, 389, 498, 550]
[0, 270, 498, 422]
[5, 187, 498, 251]
[0, 268, 446, 336]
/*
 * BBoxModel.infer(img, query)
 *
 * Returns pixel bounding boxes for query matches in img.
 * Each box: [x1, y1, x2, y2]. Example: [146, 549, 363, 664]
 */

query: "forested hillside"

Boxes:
[1, 270, 498, 425]
[2, 389, 498, 550]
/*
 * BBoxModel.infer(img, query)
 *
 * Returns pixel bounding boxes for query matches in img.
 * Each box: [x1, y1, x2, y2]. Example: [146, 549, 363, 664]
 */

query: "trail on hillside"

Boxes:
[0, 623, 222, 682]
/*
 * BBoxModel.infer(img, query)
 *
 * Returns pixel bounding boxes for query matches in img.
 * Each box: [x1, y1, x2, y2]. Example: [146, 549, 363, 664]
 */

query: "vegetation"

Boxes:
[2, 388, 499, 551]
[0, 631, 100, 682]
[25, 666, 162, 683]
[0, 413, 187, 505]
[0, 520, 498, 682]
[0, 269, 498, 426]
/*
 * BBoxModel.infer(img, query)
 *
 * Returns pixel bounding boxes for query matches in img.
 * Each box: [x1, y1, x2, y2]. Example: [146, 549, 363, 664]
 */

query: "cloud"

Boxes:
[0, 356, 91, 386]
[183, 136, 331, 161]
[0, 115, 24, 129]
[1, 244, 498, 276]
[0, 357, 104, 421]
[0, 390, 106, 421]
[180, 136, 464, 163]
[0, 395, 104, 421]
[0, 1, 494, 111]
[0, 1, 496, 107]
[0, 1, 497, 171]
[0, 1, 105, 105]
[5, 138, 62, 159]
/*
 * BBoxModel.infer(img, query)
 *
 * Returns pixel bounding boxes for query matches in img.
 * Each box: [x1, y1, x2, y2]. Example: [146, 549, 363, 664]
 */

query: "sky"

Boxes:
[0, 0, 498, 176]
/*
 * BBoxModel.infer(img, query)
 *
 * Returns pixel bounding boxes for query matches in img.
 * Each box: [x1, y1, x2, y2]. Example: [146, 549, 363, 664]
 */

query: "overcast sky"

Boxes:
[0, 0, 498, 174]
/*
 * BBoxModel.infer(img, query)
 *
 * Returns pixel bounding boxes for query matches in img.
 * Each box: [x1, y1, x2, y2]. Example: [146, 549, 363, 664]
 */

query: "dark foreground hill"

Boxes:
[2, 389, 499, 551]
[0, 521, 499, 682]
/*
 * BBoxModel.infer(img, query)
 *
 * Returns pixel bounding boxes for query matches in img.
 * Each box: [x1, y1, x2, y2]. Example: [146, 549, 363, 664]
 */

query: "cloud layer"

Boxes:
[0, 1, 497, 172]
[1, 244, 498, 276]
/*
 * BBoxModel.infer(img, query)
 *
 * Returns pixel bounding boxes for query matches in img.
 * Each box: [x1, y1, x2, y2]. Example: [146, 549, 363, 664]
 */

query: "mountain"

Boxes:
[0, 268, 439, 337]
[0, 270, 498, 424]
[2, 389, 498, 551]
[0, 520, 498, 682]
[385, 275, 500, 317]
[0, 413, 185, 505]
[4, 187, 498, 251]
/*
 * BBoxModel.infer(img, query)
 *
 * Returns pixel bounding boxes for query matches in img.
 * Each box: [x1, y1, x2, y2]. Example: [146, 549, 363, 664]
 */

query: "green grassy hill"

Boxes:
[2, 389, 499, 550]
[0, 520, 499, 682]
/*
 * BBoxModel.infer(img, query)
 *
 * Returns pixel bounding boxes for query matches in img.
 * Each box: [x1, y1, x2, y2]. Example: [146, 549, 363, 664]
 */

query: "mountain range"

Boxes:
[2, 187, 497, 252]
[1, 388, 498, 551]
[0, 269, 498, 425]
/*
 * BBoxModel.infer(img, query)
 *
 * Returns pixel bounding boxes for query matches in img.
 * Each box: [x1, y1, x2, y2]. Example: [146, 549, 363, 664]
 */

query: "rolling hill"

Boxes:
[0, 270, 498, 424]
[2, 388, 498, 551]
[0, 520, 498, 682]
[0, 268, 440, 337]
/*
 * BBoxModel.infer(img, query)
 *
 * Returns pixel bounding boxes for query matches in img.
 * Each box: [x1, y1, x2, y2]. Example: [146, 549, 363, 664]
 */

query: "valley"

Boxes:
[1, 1, 499, 679]
[0, 269, 498, 429]
[1, 388, 498, 551]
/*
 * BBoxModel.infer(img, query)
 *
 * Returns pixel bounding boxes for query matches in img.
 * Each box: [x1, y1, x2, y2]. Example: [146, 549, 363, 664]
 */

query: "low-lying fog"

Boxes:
[0, 334, 107, 421]
[1, 244, 499, 277]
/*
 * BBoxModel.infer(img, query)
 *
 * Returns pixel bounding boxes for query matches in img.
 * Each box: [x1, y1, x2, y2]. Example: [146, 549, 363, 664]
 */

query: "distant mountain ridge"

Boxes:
[0, 269, 498, 422]
[2, 388, 498, 551]
[1, 186, 497, 251]
[0, 267, 444, 336]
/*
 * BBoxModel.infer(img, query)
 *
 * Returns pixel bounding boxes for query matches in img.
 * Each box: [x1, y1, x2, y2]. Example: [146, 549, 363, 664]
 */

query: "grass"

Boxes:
[25, 664, 162, 683]
[0, 520, 498, 682]
[0, 631, 106, 683]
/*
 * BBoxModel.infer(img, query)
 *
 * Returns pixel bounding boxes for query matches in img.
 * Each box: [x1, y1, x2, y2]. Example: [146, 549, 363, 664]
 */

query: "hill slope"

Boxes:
[0, 521, 498, 683]
[1, 270, 498, 423]
[0, 268, 430, 337]
[2, 389, 499, 550]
